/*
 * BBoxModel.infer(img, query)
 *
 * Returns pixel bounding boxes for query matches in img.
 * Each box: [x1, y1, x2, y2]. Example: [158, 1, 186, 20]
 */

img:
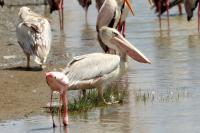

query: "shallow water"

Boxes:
[1, 0, 200, 133]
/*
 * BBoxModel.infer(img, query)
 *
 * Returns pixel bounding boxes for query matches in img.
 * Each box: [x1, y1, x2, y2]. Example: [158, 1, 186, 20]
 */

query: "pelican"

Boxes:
[48, 0, 64, 29]
[16, 7, 51, 69]
[96, 0, 134, 52]
[184, 0, 200, 31]
[77, 0, 92, 21]
[0, 0, 4, 7]
[46, 26, 151, 126]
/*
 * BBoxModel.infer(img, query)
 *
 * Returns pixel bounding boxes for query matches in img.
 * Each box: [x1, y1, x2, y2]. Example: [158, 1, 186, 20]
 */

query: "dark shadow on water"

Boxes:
[3, 66, 43, 71]
[30, 126, 53, 132]
[30, 126, 69, 133]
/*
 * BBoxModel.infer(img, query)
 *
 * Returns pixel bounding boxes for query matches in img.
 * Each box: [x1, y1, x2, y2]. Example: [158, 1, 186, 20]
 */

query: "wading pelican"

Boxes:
[184, 0, 200, 31]
[48, 0, 64, 29]
[96, 0, 134, 52]
[77, 0, 92, 21]
[0, 0, 4, 7]
[16, 7, 51, 69]
[46, 26, 151, 126]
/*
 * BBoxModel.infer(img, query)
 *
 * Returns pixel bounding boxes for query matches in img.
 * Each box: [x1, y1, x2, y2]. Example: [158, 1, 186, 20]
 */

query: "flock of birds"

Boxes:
[0, 0, 200, 128]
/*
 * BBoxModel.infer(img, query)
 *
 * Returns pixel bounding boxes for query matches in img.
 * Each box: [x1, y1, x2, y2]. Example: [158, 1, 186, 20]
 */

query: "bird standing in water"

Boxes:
[77, 0, 92, 22]
[48, 0, 64, 29]
[46, 26, 151, 126]
[16, 7, 51, 69]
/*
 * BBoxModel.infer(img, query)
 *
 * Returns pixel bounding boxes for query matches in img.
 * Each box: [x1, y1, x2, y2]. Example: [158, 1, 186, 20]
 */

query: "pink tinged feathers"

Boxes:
[46, 72, 69, 126]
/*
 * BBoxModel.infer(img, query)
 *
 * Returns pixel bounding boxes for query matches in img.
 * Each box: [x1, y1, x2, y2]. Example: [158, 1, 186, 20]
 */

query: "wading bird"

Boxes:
[48, 0, 64, 29]
[16, 7, 51, 69]
[77, 0, 92, 21]
[0, 0, 4, 7]
[46, 26, 151, 126]
[184, 0, 200, 31]
[149, 0, 183, 28]
[96, 0, 134, 52]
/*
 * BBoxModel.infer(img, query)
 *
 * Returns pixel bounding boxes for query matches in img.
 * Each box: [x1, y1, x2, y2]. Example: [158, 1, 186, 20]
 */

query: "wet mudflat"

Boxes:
[0, 0, 200, 133]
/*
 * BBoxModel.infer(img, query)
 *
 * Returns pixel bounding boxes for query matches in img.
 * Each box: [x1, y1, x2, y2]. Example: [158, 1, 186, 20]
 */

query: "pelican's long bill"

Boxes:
[113, 33, 151, 64]
[124, 0, 135, 16]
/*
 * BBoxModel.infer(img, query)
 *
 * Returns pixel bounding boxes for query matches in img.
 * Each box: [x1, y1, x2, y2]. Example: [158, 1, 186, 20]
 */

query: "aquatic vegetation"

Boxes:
[45, 84, 128, 113]
[135, 88, 191, 103]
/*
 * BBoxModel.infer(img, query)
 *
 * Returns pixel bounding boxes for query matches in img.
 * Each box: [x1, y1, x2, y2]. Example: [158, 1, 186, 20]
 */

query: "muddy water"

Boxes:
[0, 0, 200, 133]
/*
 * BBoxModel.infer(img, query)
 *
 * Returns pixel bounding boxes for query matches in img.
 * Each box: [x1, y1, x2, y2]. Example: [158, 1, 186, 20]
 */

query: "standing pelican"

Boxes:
[77, 0, 92, 21]
[184, 0, 200, 31]
[16, 7, 51, 69]
[48, 0, 64, 29]
[96, 0, 134, 52]
[46, 26, 151, 126]
[0, 0, 4, 7]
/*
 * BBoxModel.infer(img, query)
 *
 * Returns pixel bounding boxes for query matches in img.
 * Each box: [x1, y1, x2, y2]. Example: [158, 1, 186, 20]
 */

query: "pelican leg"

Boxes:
[58, 0, 64, 30]
[166, 0, 170, 29]
[58, 94, 62, 127]
[26, 55, 30, 68]
[82, 89, 86, 97]
[62, 90, 68, 126]
[98, 86, 111, 105]
[178, 3, 182, 15]
[50, 91, 56, 128]
[158, 0, 162, 29]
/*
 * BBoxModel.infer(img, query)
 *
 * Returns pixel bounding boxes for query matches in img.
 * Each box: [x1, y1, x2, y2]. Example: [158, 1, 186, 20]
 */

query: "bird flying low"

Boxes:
[16, 6, 52, 69]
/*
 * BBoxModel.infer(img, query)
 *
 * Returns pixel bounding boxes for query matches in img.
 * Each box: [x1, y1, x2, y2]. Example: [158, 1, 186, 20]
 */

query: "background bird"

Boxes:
[16, 6, 52, 69]
[184, 0, 200, 31]
[47, 0, 64, 29]
[149, 0, 183, 28]
[46, 26, 150, 127]
[77, 0, 92, 21]
[96, 0, 134, 53]
[0, 0, 4, 7]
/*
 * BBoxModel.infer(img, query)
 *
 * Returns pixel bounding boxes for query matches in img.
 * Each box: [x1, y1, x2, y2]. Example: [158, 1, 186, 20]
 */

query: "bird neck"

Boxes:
[120, 52, 127, 62]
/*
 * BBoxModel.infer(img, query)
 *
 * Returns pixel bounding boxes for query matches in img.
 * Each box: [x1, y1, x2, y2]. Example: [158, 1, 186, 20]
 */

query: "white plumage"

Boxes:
[46, 26, 151, 126]
[16, 6, 51, 68]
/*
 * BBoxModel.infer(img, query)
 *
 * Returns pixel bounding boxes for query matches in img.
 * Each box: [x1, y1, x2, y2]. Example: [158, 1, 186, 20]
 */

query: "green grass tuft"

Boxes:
[45, 84, 128, 114]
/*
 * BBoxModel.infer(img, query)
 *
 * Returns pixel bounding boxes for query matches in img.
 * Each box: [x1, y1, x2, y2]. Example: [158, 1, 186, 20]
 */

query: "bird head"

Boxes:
[46, 72, 69, 93]
[18, 6, 40, 21]
[99, 26, 151, 64]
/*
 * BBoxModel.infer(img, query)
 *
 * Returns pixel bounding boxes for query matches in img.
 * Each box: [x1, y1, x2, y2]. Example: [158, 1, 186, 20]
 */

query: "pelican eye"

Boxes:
[113, 31, 118, 37]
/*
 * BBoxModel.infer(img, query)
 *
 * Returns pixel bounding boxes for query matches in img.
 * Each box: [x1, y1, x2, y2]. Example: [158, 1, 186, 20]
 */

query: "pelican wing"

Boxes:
[16, 17, 51, 64]
[63, 53, 120, 82]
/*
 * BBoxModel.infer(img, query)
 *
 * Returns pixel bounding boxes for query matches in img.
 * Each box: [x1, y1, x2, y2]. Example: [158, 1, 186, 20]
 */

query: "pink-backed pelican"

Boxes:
[16, 7, 51, 69]
[46, 26, 151, 126]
